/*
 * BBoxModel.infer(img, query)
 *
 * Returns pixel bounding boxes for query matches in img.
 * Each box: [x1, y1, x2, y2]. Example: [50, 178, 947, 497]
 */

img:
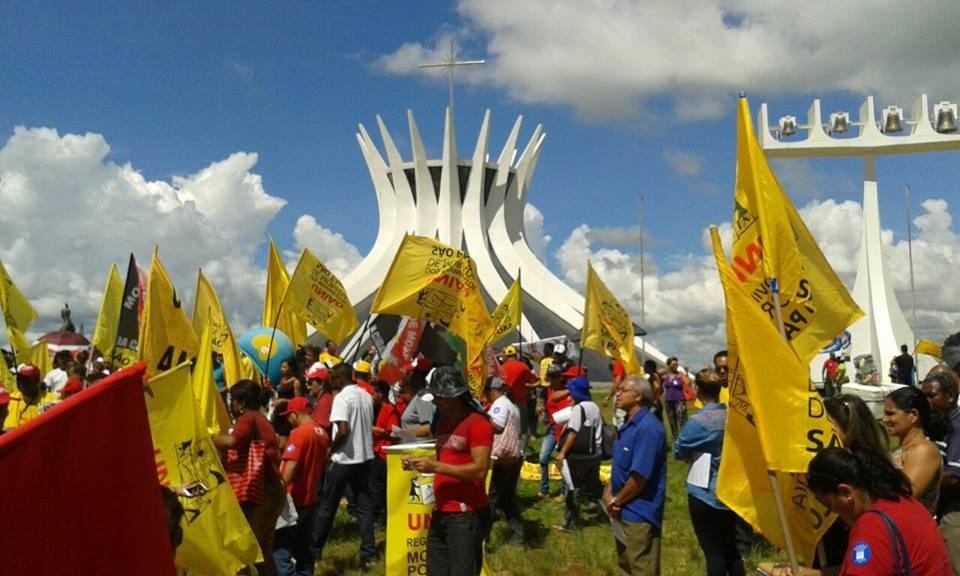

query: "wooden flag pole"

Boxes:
[769, 279, 802, 575]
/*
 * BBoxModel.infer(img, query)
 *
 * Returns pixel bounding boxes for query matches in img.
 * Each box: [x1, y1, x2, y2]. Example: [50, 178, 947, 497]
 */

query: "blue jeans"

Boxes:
[313, 460, 376, 562]
[274, 503, 316, 576]
[539, 426, 557, 495]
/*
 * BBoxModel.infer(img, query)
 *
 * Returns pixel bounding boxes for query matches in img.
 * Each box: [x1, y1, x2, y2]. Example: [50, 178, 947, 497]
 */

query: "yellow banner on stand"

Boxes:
[385, 444, 493, 575]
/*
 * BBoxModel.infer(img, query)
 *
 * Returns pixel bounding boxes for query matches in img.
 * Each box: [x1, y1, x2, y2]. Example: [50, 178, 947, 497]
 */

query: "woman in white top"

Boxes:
[554, 375, 603, 533]
[486, 377, 525, 540]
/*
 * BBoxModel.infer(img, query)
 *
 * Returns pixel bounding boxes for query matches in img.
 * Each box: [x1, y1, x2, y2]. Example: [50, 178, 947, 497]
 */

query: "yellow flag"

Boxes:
[0, 258, 36, 331]
[92, 263, 124, 361]
[139, 249, 199, 376]
[193, 271, 244, 389]
[193, 316, 232, 436]
[712, 227, 837, 563]
[487, 278, 522, 345]
[6, 326, 31, 364]
[145, 363, 262, 574]
[283, 248, 359, 345]
[29, 339, 53, 379]
[580, 263, 642, 375]
[263, 238, 308, 346]
[372, 235, 493, 395]
[916, 338, 943, 359]
[732, 97, 863, 362]
[0, 346, 13, 389]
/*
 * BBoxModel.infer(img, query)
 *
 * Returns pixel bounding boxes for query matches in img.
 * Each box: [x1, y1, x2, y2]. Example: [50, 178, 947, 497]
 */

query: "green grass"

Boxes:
[314, 390, 785, 575]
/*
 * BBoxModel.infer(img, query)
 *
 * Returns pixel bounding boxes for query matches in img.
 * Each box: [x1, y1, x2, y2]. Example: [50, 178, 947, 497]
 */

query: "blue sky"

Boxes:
[2, 1, 959, 362]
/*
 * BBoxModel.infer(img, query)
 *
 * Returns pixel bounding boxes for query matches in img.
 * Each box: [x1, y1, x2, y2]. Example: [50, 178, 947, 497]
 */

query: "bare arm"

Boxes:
[280, 460, 298, 485]
[603, 472, 648, 518]
[902, 442, 942, 501]
[330, 421, 349, 453]
[212, 434, 235, 449]
[554, 428, 577, 462]
[410, 445, 492, 483]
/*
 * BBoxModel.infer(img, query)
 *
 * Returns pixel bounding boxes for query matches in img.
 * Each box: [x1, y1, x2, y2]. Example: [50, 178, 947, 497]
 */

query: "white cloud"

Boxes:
[555, 196, 960, 366]
[379, 0, 960, 121]
[663, 150, 704, 176]
[0, 126, 334, 342]
[287, 215, 364, 278]
[523, 203, 551, 261]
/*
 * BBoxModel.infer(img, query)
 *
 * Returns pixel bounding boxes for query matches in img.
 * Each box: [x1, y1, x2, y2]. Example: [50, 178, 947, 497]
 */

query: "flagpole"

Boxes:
[263, 301, 286, 387]
[351, 313, 374, 364]
[639, 195, 646, 360]
[905, 185, 919, 377]
[769, 279, 802, 575]
[517, 269, 523, 357]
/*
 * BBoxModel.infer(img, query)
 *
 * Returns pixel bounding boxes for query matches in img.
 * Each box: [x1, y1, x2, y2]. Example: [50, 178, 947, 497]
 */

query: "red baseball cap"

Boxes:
[305, 362, 329, 381]
[561, 366, 587, 379]
[0, 387, 10, 406]
[16, 363, 40, 382]
[280, 396, 312, 416]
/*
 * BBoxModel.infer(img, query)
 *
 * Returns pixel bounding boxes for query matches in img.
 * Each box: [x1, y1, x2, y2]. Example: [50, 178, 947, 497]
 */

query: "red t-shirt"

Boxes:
[373, 403, 401, 459]
[612, 360, 626, 382]
[311, 391, 335, 433]
[433, 412, 494, 512]
[281, 422, 330, 507]
[546, 393, 573, 440]
[501, 359, 537, 406]
[841, 497, 951, 576]
[231, 411, 280, 484]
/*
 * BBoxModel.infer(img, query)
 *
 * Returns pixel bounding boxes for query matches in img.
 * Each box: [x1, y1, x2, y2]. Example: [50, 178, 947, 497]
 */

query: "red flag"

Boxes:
[0, 363, 176, 576]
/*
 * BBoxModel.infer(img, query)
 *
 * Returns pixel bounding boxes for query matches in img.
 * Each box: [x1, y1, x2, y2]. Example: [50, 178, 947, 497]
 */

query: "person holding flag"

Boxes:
[2, 364, 43, 431]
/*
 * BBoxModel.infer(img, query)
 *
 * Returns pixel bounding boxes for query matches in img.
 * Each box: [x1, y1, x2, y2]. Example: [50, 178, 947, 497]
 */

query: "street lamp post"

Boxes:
[759, 94, 960, 384]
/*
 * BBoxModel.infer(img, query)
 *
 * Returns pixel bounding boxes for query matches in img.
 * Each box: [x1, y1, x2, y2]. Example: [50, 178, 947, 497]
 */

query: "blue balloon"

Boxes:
[237, 326, 295, 386]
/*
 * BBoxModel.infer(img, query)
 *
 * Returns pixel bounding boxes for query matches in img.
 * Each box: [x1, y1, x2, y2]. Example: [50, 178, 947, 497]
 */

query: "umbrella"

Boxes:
[42, 331, 91, 353]
[237, 326, 295, 386]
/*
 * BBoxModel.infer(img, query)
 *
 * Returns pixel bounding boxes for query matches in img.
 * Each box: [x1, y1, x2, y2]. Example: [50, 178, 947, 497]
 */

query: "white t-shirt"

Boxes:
[329, 384, 374, 465]
[488, 395, 521, 433]
[566, 400, 603, 453]
[44, 368, 69, 395]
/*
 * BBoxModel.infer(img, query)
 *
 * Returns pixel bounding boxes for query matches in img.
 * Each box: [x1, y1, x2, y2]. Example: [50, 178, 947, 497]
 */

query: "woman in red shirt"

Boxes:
[405, 367, 493, 576]
[214, 379, 285, 576]
[371, 379, 401, 524]
[807, 446, 951, 575]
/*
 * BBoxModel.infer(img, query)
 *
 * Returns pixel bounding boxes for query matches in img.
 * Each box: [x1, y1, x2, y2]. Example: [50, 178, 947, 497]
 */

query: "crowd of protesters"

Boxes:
[7, 333, 960, 576]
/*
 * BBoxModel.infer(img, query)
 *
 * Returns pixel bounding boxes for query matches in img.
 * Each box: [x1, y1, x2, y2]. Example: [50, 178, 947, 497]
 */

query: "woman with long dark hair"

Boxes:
[807, 447, 950, 574]
[824, 394, 888, 452]
[883, 387, 947, 514]
[214, 379, 284, 576]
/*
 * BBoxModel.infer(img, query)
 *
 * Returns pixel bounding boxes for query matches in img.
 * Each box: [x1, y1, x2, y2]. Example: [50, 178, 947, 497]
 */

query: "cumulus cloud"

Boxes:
[523, 203, 551, 261]
[287, 215, 364, 278]
[663, 150, 704, 177]
[0, 126, 359, 342]
[555, 196, 960, 365]
[379, 0, 960, 121]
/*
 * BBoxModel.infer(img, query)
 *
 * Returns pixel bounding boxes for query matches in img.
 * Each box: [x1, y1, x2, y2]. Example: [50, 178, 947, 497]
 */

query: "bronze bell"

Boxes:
[936, 107, 958, 133]
[883, 108, 903, 133]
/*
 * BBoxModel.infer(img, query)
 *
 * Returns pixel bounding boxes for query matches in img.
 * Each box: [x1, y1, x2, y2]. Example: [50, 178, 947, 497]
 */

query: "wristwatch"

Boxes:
[610, 495, 619, 507]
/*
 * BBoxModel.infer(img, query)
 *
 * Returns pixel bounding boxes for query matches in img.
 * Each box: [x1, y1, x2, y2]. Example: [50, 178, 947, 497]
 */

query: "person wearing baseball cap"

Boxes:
[304, 362, 334, 434]
[404, 367, 494, 575]
[3, 364, 44, 431]
[353, 360, 373, 396]
[275, 395, 329, 576]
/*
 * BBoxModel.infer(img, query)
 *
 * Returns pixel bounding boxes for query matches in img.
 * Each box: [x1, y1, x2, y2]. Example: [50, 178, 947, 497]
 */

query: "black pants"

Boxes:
[369, 456, 387, 523]
[313, 460, 376, 562]
[273, 503, 316, 576]
[488, 460, 523, 538]
[563, 456, 602, 531]
[688, 495, 745, 576]
[426, 507, 492, 576]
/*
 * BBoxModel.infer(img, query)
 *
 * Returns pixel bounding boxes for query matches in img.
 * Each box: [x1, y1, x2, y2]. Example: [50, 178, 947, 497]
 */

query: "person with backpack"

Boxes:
[553, 375, 603, 534]
[486, 376, 524, 541]
[674, 369, 743, 576]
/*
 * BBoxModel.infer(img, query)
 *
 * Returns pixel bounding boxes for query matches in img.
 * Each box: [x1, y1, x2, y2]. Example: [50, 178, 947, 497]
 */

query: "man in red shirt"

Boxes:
[305, 363, 334, 434]
[371, 380, 400, 524]
[275, 396, 330, 576]
[405, 367, 493, 576]
[500, 345, 539, 442]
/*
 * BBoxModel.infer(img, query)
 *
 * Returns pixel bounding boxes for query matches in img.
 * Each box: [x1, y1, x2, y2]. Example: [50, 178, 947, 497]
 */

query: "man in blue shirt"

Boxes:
[604, 374, 667, 575]
[921, 369, 960, 573]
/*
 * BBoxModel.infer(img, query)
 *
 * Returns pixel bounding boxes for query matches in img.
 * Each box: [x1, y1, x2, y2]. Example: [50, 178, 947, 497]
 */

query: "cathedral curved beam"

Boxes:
[461, 110, 539, 341]
[437, 108, 462, 247]
[408, 111, 438, 238]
